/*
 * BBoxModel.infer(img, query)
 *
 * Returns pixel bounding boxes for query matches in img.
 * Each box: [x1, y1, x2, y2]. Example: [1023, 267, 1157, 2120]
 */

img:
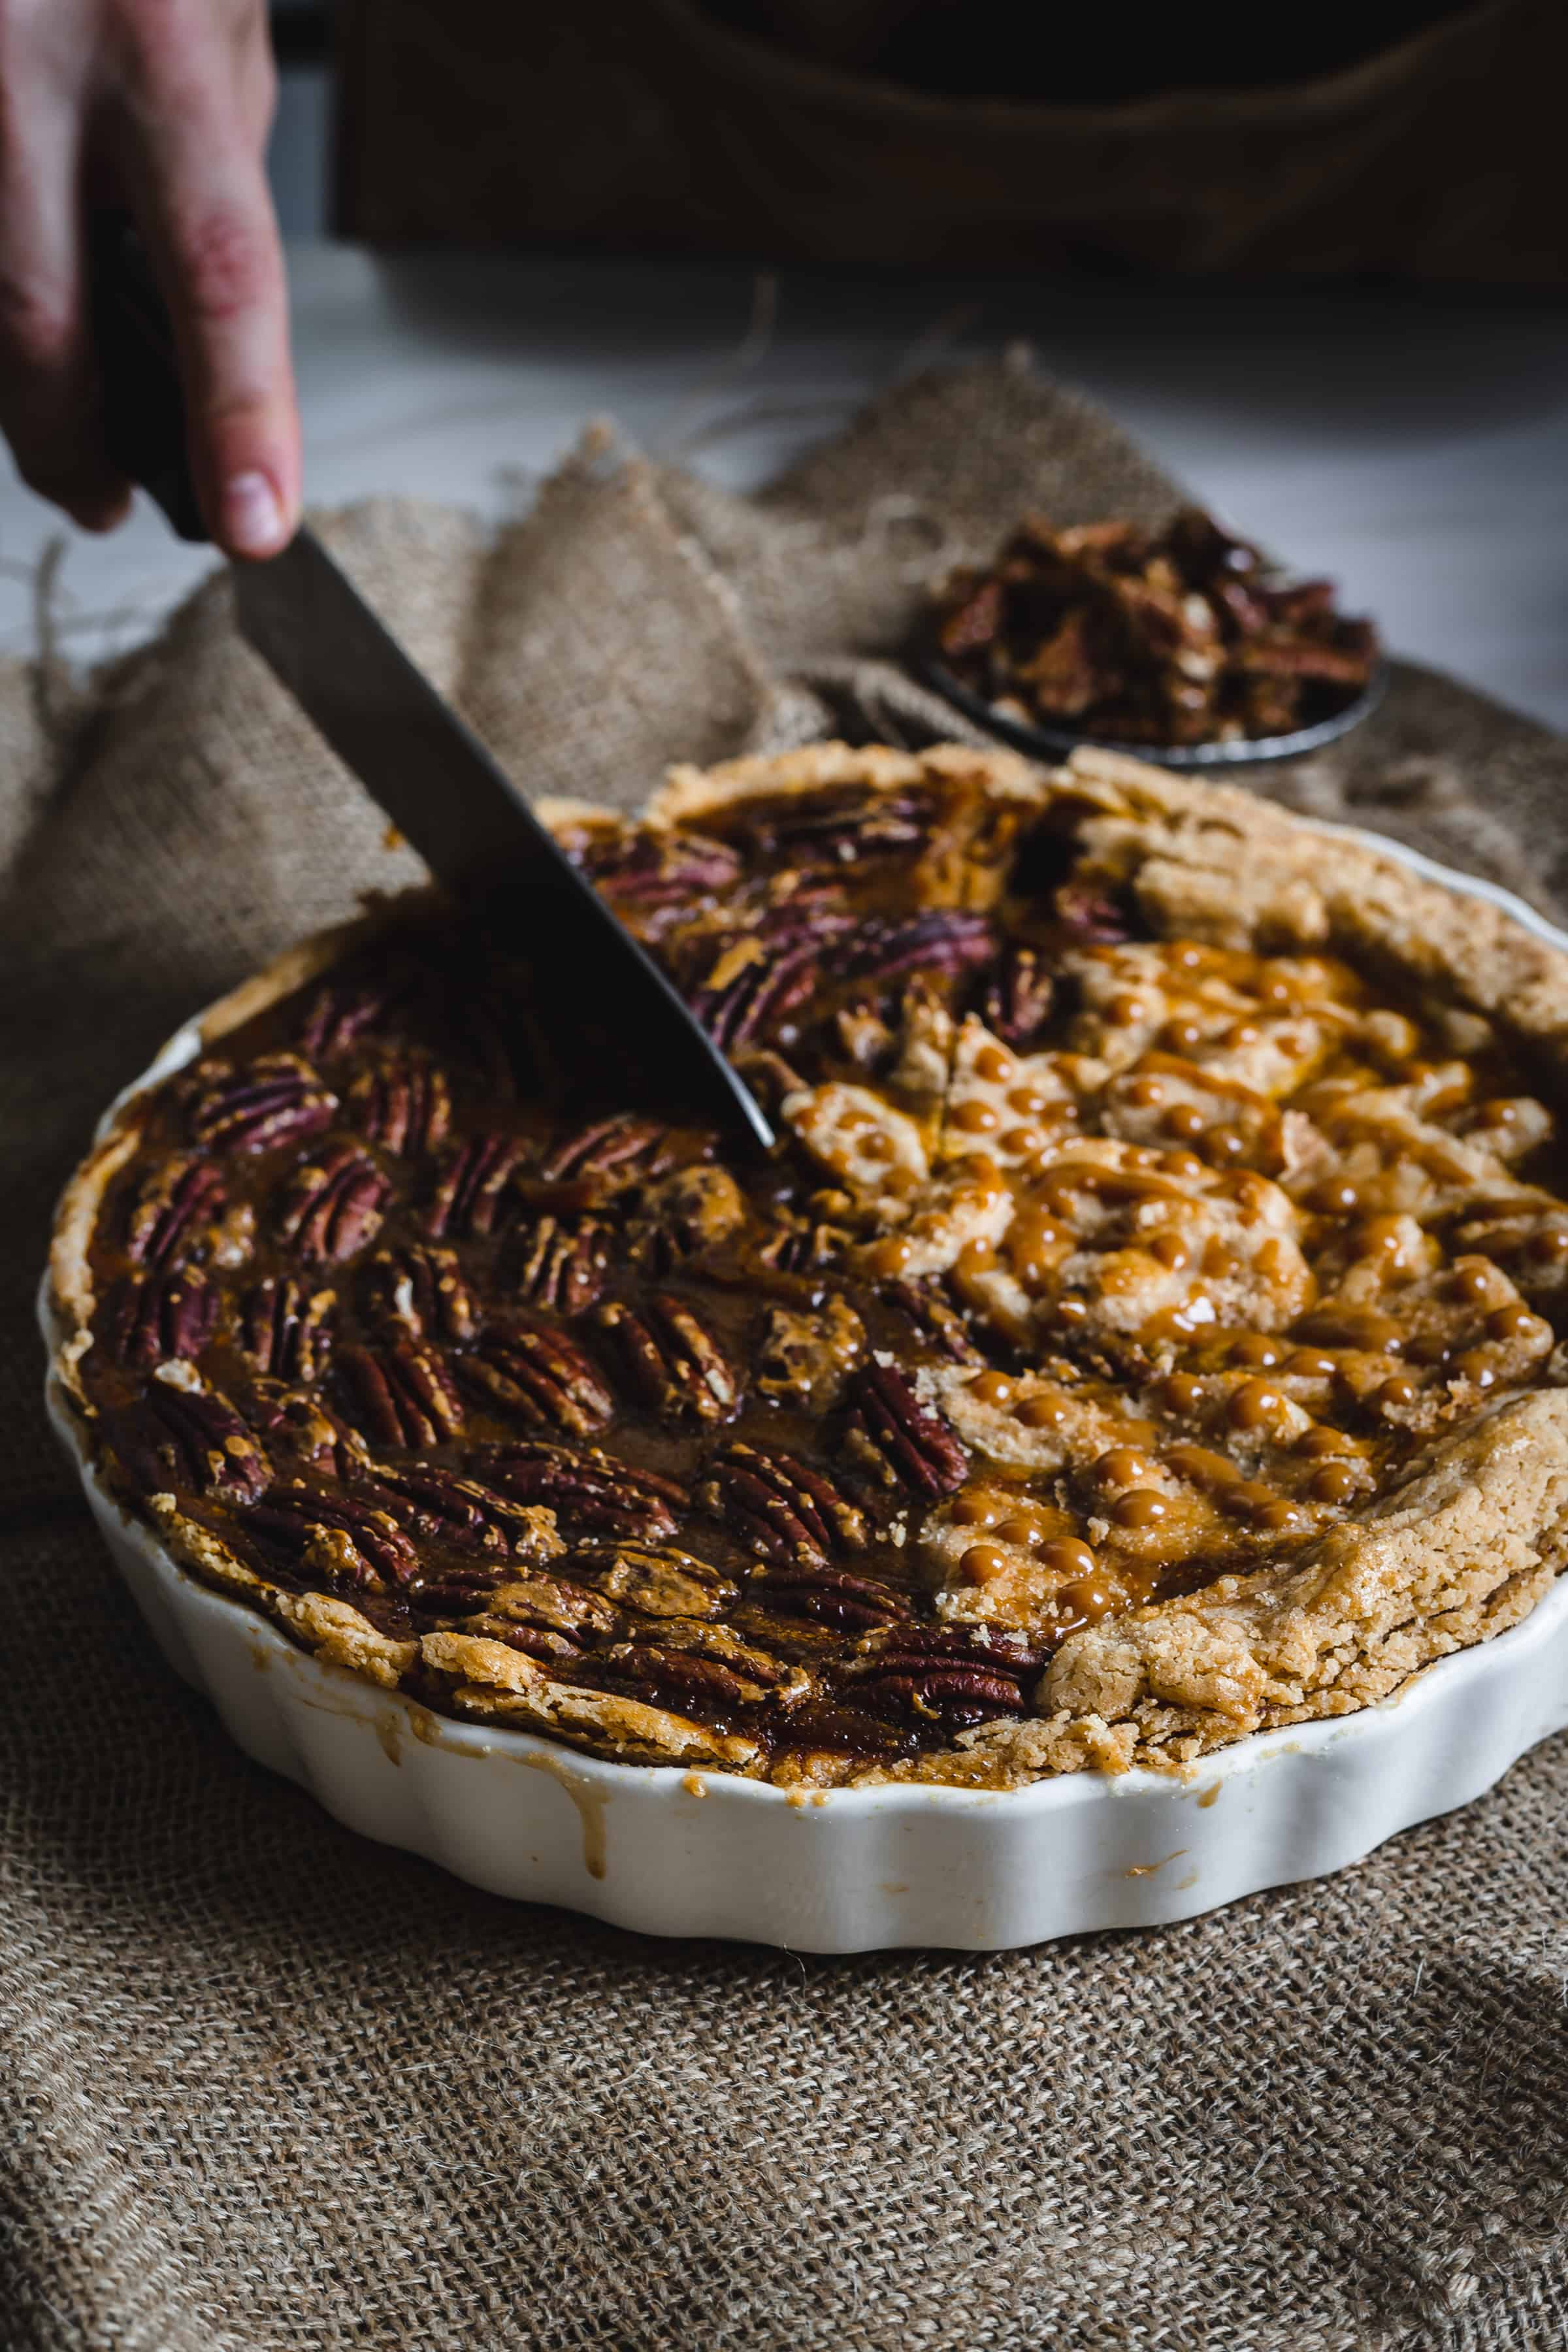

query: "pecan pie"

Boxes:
[49, 743, 1568, 1788]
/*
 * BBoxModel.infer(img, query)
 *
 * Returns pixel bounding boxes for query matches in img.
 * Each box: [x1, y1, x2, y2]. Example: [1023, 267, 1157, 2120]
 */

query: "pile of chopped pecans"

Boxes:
[933, 508, 1379, 747]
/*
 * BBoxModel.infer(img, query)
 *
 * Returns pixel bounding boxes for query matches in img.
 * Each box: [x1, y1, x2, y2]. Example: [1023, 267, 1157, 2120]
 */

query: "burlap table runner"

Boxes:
[3, 356, 1566, 2352]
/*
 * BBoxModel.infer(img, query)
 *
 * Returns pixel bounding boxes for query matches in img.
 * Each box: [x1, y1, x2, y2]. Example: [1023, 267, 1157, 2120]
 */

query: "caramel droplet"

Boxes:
[993, 1515, 1042, 1548]
[1309, 1461, 1358, 1503]
[960, 1544, 1011, 1586]
[1094, 1446, 1151, 1488]
[1040, 1539, 1097, 1580]
[951, 1492, 1002, 1527]
[971, 1370, 1013, 1408]
[1016, 1390, 1070, 1429]
[1228, 1379, 1286, 1430]
[1375, 1375, 1418, 1411]
[1111, 1488, 1169, 1529]
[974, 1045, 1012, 1084]
[955, 1099, 1000, 1134]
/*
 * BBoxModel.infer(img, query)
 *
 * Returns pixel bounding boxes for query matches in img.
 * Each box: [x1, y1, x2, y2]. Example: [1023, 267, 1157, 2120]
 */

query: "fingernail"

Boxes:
[222, 469, 286, 556]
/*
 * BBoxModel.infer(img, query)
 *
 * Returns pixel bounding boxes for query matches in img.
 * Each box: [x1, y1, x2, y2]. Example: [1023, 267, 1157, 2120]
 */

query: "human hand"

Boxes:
[0, 0, 299, 556]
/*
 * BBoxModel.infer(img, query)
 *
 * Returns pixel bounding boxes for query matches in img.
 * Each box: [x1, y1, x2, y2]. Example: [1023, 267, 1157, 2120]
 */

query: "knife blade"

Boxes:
[90, 216, 775, 1151]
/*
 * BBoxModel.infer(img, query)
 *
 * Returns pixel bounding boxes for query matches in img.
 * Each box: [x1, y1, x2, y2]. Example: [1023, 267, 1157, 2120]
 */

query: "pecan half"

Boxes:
[297, 978, 396, 1061]
[361, 1243, 478, 1345]
[348, 1053, 452, 1157]
[594, 1293, 740, 1424]
[188, 1054, 338, 1155]
[699, 1441, 866, 1567]
[1053, 882, 1132, 944]
[113, 1378, 269, 1505]
[470, 1439, 684, 1541]
[125, 1156, 246, 1270]
[457, 1320, 614, 1437]
[538, 1114, 679, 1186]
[242, 1482, 417, 1590]
[275, 1146, 389, 1264]
[596, 1642, 755, 1717]
[839, 1627, 1044, 1727]
[845, 1360, 969, 1496]
[981, 945, 1054, 1049]
[735, 785, 932, 871]
[106, 1267, 216, 1367]
[238, 1275, 335, 1382]
[748, 1562, 911, 1633]
[887, 1279, 985, 1365]
[335, 1339, 466, 1449]
[511, 1213, 611, 1315]
[576, 1542, 737, 1620]
[425, 1133, 527, 1239]
[685, 925, 827, 1054]
[843, 909, 995, 985]
[367, 1462, 546, 1560]
[580, 828, 743, 910]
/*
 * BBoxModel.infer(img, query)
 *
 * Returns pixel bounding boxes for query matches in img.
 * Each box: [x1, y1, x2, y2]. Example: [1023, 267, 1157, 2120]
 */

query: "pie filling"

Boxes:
[60, 750, 1568, 1784]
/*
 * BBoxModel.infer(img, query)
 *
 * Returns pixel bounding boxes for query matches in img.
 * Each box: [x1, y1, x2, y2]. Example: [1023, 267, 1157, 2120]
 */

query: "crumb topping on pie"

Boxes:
[49, 743, 1568, 1785]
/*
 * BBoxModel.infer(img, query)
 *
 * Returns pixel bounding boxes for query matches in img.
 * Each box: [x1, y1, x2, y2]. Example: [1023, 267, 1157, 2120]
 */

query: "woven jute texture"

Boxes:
[5, 356, 1568, 2352]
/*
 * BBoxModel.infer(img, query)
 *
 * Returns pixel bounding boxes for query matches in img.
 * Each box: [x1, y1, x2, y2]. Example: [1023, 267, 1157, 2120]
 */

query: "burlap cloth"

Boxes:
[3, 355, 1567, 2352]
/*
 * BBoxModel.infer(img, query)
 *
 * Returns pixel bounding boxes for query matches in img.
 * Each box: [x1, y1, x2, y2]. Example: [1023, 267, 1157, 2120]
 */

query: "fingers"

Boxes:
[111, 1, 299, 557]
[0, 13, 129, 530]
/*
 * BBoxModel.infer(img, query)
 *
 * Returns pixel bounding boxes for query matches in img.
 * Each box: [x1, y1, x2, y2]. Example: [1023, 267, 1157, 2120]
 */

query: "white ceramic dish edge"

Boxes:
[39, 823, 1568, 1952]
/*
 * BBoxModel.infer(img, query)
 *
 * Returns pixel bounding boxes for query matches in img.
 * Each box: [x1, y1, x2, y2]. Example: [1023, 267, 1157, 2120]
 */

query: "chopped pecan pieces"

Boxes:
[457, 1319, 614, 1436]
[512, 1213, 612, 1314]
[845, 1360, 970, 1496]
[249, 1386, 370, 1480]
[113, 1378, 269, 1505]
[361, 1243, 478, 1345]
[106, 1267, 216, 1367]
[594, 1293, 741, 1424]
[934, 507, 1377, 747]
[275, 1145, 389, 1264]
[629, 1167, 745, 1271]
[188, 1054, 337, 1156]
[470, 1439, 684, 1540]
[335, 1339, 465, 1450]
[425, 1133, 527, 1239]
[239, 1275, 335, 1382]
[348, 1053, 452, 1156]
[700, 1441, 867, 1566]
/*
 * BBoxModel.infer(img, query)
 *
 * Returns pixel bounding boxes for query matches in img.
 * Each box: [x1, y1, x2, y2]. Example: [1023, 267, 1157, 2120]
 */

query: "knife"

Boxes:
[88, 217, 775, 1151]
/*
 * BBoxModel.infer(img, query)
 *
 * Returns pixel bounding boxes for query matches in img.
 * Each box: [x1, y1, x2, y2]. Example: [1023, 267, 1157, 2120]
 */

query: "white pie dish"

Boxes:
[41, 823, 1568, 1952]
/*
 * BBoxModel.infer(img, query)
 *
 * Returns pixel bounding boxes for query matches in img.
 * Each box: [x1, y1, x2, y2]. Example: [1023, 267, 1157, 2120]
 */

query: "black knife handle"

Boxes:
[89, 214, 208, 544]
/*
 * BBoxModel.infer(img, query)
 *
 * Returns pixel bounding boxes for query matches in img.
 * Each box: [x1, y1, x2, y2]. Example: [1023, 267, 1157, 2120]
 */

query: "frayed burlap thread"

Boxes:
[3, 354, 1567, 2352]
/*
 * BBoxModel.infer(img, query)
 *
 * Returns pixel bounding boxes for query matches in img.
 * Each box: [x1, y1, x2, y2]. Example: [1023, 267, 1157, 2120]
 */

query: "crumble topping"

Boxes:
[52, 744, 1568, 1784]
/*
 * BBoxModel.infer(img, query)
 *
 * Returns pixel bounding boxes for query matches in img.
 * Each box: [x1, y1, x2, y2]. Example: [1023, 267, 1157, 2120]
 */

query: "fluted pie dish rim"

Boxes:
[41, 746, 1568, 1933]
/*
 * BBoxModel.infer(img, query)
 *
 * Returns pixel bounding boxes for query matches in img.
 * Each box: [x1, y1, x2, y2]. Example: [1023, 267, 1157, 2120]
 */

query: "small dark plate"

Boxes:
[922, 659, 1387, 772]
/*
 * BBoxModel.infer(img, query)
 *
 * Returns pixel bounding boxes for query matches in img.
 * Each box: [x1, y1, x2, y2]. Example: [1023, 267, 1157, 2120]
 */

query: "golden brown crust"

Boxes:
[48, 741, 1568, 1784]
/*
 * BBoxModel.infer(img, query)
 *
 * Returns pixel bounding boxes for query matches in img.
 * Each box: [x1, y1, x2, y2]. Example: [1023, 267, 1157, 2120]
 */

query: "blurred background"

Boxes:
[5, 0, 1565, 723]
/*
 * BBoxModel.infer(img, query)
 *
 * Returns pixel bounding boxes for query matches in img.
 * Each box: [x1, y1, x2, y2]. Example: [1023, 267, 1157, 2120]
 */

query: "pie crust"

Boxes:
[48, 743, 1568, 1788]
